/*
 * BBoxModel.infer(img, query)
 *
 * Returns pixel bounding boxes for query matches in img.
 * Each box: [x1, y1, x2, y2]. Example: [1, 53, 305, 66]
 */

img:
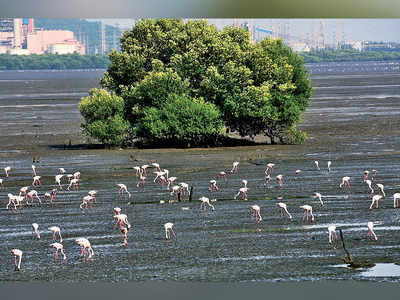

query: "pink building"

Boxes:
[27, 30, 85, 55]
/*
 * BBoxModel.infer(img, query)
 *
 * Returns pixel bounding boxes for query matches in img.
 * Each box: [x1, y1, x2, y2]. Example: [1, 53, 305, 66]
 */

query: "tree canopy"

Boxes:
[90, 18, 313, 146]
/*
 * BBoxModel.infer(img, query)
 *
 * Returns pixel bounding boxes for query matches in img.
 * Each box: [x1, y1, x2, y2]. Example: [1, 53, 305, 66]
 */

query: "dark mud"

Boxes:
[0, 63, 400, 282]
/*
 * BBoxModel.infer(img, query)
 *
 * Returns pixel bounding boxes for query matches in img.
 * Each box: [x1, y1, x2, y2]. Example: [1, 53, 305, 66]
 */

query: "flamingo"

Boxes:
[364, 179, 374, 194]
[314, 161, 320, 170]
[339, 176, 350, 189]
[114, 207, 121, 215]
[295, 169, 301, 176]
[58, 168, 66, 174]
[133, 166, 141, 178]
[328, 225, 338, 244]
[0, 178, 3, 188]
[26, 190, 41, 205]
[114, 214, 130, 228]
[48, 226, 63, 243]
[167, 176, 177, 191]
[367, 222, 378, 240]
[179, 182, 189, 195]
[170, 185, 181, 197]
[73, 171, 81, 179]
[394, 193, 400, 208]
[163, 169, 169, 180]
[300, 205, 315, 222]
[11, 249, 22, 270]
[137, 174, 146, 188]
[217, 171, 227, 181]
[277, 202, 292, 219]
[371, 169, 377, 181]
[152, 162, 161, 171]
[364, 170, 370, 181]
[32, 223, 40, 239]
[121, 226, 130, 246]
[44, 192, 51, 203]
[88, 190, 97, 203]
[50, 242, 66, 261]
[117, 183, 131, 198]
[154, 171, 166, 183]
[199, 196, 215, 211]
[80, 195, 94, 209]
[209, 180, 218, 191]
[314, 192, 324, 206]
[265, 163, 275, 175]
[4, 166, 11, 177]
[75, 238, 94, 259]
[327, 161, 332, 172]
[164, 222, 176, 240]
[264, 174, 271, 186]
[234, 187, 248, 200]
[141, 164, 149, 176]
[230, 161, 239, 174]
[67, 178, 79, 191]
[242, 179, 248, 188]
[32, 176, 41, 186]
[32, 164, 37, 176]
[19, 186, 29, 198]
[276, 174, 284, 187]
[376, 184, 386, 197]
[370, 195, 383, 210]
[55, 174, 63, 189]
[250, 205, 262, 223]
[6, 193, 17, 210]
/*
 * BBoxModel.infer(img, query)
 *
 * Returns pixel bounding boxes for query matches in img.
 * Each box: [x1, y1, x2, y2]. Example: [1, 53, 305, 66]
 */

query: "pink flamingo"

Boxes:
[114, 214, 130, 228]
[394, 193, 400, 208]
[114, 207, 121, 215]
[327, 161, 332, 172]
[300, 205, 314, 222]
[371, 169, 377, 181]
[164, 222, 176, 240]
[265, 163, 275, 175]
[50, 189, 57, 204]
[50, 242, 66, 261]
[234, 187, 248, 200]
[137, 174, 146, 188]
[117, 183, 131, 198]
[364, 179, 374, 194]
[167, 176, 177, 191]
[133, 166, 141, 178]
[242, 179, 248, 188]
[199, 196, 215, 211]
[370, 195, 383, 210]
[121, 226, 130, 246]
[32, 176, 41, 186]
[141, 164, 149, 176]
[250, 205, 262, 223]
[88, 190, 97, 203]
[58, 168, 66, 174]
[276, 174, 284, 187]
[209, 180, 218, 191]
[32, 223, 40, 240]
[32, 164, 37, 176]
[80, 195, 94, 209]
[277, 202, 292, 219]
[152, 162, 161, 172]
[170, 185, 181, 197]
[314, 192, 324, 206]
[314, 160, 320, 170]
[11, 249, 22, 270]
[264, 174, 271, 186]
[44, 192, 51, 203]
[376, 183, 385, 198]
[75, 238, 94, 259]
[218, 171, 227, 181]
[19, 186, 29, 199]
[295, 169, 301, 176]
[6, 193, 17, 210]
[4, 166, 11, 178]
[55, 174, 63, 190]
[48, 226, 63, 243]
[367, 222, 378, 240]
[73, 171, 81, 179]
[328, 225, 338, 243]
[230, 161, 239, 174]
[364, 170, 369, 181]
[154, 171, 166, 183]
[339, 176, 350, 189]
[179, 182, 189, 195]
[26, 190, 41, 205]
[67, 178, 79, 191]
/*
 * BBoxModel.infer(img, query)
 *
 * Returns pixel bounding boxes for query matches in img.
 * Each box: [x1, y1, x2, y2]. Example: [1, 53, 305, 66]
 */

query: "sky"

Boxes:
[97, 19, 400, 43]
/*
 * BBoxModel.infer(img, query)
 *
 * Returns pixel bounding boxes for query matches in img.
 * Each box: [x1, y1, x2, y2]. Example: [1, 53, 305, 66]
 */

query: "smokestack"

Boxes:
[28, 18, 34, 33]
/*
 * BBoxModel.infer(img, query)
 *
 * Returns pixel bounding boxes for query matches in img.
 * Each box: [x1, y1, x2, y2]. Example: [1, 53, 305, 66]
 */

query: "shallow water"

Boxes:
[1, 63, 400, 282]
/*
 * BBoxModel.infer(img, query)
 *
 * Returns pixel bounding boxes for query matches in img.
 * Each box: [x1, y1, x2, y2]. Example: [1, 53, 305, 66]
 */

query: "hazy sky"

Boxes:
[98, 19, 400, 43]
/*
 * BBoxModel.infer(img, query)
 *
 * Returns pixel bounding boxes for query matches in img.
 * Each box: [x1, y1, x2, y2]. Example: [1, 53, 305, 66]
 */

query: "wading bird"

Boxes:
[209, 180, 218, 191]
[314, 192, 324, 206]
[265, 163, 275, 175]
[32, 223, 40, 240]
[218, 171, 227, 181]
[75, 238, 94, 259]
[234, 187, 248, 201]
[55, 174, 63, 190]
[300, 205, 315, 222]
[230, 161, 239, 174]
[48, 226, 63, 243]
[327, 161, 332, 172]
[50, 242, 66, 261]
[117, 184, 131, 198]
[376, 183, 386, 198]
[370, 195, 383, 210]
[4, 166, 11, 178]
[199, 196, 215, 211]
[67, 178, 79, 191]
[339, 176, 350, 189]
[32, 165, 37, 176]
[328, 225, 338, 244]
[11, 249, 22, 271]
[276, 175, 284, 187]
[26, 190, 41, 205]
[314, 161, 320, 170]
[364, 171, 369, 181]
[367, 222, 378, 240]
[32, 176, 41, 186]
[394, 193, 400, 208]
[277, 202, 292, 219]
[250, 205, 262, 223]
[364, 179, 374, 194]
[164, 222, 176, 240]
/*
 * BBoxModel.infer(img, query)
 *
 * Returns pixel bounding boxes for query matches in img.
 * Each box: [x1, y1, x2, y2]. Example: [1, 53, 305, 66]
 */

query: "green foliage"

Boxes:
[0, 54, 109, 70]
[78, 88, 130, 146]
[300, 49, 400, 63]
[282, 126, 307, 144]
[135, 95, 224, 147]
[101, 18, 313, 145]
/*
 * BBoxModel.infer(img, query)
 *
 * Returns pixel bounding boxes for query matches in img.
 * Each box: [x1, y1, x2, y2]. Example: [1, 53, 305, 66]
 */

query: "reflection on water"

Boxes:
[360, 264, 400, 277]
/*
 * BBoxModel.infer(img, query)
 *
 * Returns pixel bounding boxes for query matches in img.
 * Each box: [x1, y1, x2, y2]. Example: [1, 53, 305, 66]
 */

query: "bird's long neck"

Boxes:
[18, 255, 22, 269]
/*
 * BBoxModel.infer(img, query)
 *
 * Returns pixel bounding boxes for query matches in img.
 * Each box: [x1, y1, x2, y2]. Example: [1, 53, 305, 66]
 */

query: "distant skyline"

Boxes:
[94, 19, 400, 43]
